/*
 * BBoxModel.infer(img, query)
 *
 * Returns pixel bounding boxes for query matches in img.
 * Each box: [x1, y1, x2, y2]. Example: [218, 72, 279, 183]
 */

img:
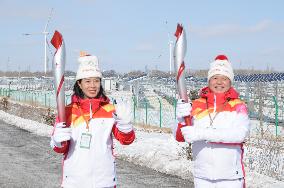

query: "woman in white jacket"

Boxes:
[174, 55, 250, 188]
[50, 53, 135, 188]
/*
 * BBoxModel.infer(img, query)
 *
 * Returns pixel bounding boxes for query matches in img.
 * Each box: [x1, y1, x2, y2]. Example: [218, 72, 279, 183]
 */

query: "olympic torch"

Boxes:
[174, 23, 191, 125]
[51, 30, 66, 122]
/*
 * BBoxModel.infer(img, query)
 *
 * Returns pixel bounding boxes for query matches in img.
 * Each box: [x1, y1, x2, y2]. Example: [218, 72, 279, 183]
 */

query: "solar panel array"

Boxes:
[234, 72, 284, 82]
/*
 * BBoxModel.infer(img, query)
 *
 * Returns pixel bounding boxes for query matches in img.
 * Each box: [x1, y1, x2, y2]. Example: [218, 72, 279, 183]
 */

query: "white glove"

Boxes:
[113, 101, 133, 133]
[181, 126, 204, 143]
[176, 99, 192, 123]
[50, 122, 72, 148]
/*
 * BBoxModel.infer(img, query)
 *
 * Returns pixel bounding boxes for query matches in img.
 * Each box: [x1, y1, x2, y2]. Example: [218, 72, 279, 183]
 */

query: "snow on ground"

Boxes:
[250, 119, 283, 137]
[0, 109, 283, 188]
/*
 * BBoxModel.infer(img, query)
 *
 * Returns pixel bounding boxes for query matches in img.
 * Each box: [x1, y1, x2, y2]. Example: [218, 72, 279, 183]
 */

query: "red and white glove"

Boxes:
[113, 101, 133, 133]
[176, 99, 192, 123]
[50, 122, 72, 148]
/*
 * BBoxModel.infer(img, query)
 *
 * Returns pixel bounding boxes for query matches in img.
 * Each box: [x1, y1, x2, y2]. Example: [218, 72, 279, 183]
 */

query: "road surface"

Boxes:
[0, 120, 193, 188]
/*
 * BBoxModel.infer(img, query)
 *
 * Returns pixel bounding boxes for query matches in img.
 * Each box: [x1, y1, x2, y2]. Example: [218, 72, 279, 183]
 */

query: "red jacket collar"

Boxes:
[199, 87, 239, 105]
[71, 94, 110, 113]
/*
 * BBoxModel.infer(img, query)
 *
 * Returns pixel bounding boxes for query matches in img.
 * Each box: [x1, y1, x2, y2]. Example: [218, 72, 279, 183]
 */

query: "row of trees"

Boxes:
[0, 69, 279, 78]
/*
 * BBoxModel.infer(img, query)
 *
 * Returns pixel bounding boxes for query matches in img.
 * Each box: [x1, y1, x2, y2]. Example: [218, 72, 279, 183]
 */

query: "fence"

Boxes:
[234, 81, 284, 136]
[0, 88, 72, 108]
[0, 80, 283, 132]
[0, 78, 284, 180]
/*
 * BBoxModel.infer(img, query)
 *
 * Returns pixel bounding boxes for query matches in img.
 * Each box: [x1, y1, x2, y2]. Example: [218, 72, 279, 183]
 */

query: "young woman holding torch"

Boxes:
[50, 34, 135, 188]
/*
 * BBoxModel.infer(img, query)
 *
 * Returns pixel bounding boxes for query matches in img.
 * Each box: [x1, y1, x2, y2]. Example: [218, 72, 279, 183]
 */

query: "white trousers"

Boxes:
[194, 177, 245, 188]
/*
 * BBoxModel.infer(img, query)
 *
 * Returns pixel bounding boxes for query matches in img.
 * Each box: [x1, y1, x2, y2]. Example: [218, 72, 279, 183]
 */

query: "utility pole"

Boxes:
[6, 57, 10, 77]
[165, 20, 174, 75]
[169, 40, 173, 74]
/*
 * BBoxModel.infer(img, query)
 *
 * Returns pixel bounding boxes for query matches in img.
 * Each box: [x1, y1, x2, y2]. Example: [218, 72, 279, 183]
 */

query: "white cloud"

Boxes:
[259, 47, 284, 56]
[0, 7, 48, 21]
[248, 20, 272, 32]
[78, 0, 96, 3]
[191, 20, 277, 38]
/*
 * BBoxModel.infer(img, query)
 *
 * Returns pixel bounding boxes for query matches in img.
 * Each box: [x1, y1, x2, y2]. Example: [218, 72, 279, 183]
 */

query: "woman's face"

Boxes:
[78, 77, 101, 99]
[209, 74, 231, 94]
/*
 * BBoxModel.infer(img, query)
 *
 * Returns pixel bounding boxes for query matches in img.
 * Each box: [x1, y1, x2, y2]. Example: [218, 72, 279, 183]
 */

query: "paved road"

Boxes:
[0, 120, 193, 188]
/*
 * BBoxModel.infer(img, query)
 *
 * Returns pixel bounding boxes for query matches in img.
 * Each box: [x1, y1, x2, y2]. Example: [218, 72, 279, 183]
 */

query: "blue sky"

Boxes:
[1, 0, 284, 73]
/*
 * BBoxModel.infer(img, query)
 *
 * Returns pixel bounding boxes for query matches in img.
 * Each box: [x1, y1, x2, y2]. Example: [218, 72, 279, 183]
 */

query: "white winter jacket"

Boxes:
[175, 87, 250, 180]
[51, 96, 135, 188]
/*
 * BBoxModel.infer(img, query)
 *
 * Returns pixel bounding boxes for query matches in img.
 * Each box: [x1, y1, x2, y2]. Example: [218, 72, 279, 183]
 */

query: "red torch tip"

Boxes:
[51, 30, 63, 49]
[174, 23, 183, 39]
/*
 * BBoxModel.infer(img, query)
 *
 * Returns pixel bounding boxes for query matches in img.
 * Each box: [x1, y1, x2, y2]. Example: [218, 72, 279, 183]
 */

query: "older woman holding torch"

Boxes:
[173, 55, 250, 188]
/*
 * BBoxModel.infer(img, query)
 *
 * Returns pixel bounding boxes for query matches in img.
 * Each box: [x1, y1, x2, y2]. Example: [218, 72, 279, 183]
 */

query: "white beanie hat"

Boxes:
[208, 55, 234, 82]
[75, 53, 102, 81]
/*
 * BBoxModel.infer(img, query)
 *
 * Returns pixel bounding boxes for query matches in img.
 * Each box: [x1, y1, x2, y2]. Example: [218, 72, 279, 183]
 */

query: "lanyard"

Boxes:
[77, 103, 101, 131]
[206, 98, 228, 126]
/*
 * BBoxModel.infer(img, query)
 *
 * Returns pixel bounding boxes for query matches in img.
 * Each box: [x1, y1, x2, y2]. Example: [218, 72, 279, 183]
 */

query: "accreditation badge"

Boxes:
[80, 132, 92, 149]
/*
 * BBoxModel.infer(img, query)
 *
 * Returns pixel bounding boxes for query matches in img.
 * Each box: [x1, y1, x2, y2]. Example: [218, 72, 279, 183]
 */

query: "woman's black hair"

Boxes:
[73, 79, 107, 100]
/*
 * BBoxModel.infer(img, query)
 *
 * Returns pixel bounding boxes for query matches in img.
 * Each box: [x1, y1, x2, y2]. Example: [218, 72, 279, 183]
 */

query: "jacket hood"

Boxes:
[199, 87, 239, 105]
[71, 94, 110, 113]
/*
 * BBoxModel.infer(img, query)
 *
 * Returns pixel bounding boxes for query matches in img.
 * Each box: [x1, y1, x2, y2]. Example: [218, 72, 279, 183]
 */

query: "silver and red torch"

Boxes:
[51, 30, 66, 122]
[174, 23, 191, 125]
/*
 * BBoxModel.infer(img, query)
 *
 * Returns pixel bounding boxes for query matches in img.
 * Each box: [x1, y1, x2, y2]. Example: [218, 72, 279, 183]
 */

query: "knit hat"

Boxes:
[75, 52, 102, 81]
[207, 55, 234, 82]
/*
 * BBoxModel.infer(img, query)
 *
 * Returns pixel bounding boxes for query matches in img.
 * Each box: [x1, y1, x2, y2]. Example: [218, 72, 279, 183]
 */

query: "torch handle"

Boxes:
[184, 116, 191, 126]
[51, 30, 66, 123]
[174, 23, 192, 126]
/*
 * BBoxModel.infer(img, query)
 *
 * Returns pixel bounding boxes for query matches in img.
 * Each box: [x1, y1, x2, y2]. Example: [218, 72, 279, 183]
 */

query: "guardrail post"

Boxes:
[144, 98, 148, 125]
[132, 96, 137, 123]
[174, 98, 177, 119]
[273, 96, 279, 136]
[158, 97, 162, 128]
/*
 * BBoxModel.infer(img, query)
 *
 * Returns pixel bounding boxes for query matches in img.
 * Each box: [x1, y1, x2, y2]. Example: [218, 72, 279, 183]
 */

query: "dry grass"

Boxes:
[134, 123, 172, 134]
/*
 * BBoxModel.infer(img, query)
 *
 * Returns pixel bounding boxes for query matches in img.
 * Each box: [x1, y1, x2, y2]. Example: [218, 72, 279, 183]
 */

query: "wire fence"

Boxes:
[0, 75, 283, 133]
[0, 77, 284, 180]
[0, 82, 283, 134]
